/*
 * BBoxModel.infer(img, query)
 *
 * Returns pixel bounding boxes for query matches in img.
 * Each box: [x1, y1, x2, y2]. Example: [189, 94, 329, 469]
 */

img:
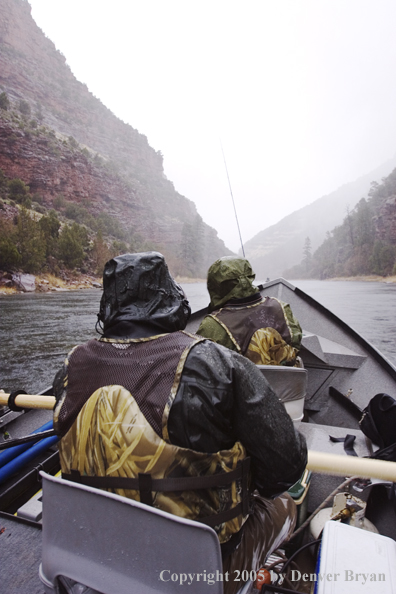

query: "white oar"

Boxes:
[307, 450, 396, 482]
[0, 392, 56, 410]
[1, 392, 395, 481]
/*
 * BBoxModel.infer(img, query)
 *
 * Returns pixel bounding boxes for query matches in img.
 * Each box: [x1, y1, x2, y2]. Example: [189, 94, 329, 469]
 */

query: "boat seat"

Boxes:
[39, 472, 252, 594]
[257, 365, 307, 426]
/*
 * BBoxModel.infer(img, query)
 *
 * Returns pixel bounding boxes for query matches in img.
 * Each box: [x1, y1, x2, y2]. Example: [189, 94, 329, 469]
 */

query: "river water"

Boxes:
[1, 279, 396, 394]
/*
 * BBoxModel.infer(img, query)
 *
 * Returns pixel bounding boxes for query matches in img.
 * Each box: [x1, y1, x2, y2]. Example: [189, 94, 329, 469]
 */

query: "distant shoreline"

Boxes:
[175, 277, 206, 284]
[324, 275, 396, 283]
[2, 272, 395, 296]
[0, 271, 207, 295]
[0, 271, 102, 295]
[288, 275, 396, 284]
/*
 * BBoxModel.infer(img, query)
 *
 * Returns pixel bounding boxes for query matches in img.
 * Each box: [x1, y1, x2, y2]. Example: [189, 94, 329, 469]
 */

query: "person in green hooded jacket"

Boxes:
[197, 256, 302, 366]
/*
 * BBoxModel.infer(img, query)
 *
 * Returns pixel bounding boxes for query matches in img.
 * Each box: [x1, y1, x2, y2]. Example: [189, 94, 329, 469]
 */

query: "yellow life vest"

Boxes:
[59, 385, 250, 543]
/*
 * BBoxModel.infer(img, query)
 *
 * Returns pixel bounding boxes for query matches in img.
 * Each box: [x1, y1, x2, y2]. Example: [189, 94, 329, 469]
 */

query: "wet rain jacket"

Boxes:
[197, 256, 302, 365]
[53, 252, 306, 544]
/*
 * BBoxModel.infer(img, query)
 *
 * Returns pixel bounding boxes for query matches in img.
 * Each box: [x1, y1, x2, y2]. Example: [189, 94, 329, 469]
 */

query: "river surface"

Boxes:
[1, 280, 396, 394]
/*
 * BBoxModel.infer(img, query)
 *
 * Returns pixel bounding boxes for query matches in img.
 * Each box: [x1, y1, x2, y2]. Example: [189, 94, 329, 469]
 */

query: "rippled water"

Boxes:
[292, 280, 396, 366]
[1, 289, 102, 393]
[1, 280, 396, 394]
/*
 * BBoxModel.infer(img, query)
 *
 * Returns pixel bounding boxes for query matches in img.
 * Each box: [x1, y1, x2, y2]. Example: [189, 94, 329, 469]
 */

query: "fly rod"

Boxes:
[220, 140, 245, 258]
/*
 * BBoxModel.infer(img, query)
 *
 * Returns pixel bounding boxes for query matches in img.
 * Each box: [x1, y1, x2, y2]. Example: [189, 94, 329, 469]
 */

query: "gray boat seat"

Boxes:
[39, 472, 252, 594]
[257, 365, 307, 427]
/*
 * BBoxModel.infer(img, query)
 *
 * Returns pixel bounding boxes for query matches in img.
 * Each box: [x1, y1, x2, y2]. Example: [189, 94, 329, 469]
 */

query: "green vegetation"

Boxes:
[18, 99, 31, 117]
[0, 87, 230, 278]
[180, 215, 205, 277]
[302, 237, 312, 272]
[0, 203, 93, 273]
[58, 223, 86, 269]
[0, 168, 139, 276]
[0, 169, 8, 198]
[284, 168, 396, 279]
[91, 230, 111, 274]
[0, 218, 21, 269]
[0, 92, 10, 111]
[59, 200, 126, 240]
[16, 207, 46, 272]
[8, 178, 31, 205]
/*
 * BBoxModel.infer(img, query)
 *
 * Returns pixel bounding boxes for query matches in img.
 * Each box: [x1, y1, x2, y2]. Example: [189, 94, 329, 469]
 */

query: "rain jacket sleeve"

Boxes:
[168, 340, 307, 498]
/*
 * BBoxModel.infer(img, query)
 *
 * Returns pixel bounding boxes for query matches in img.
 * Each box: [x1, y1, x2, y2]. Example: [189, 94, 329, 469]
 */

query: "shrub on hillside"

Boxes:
[58, 223, 87, 269]
[16, 207, 46, 273]
[8, 178, 30, 204]
[0, 92, 10, 110]
[0, 218, 21, 269]
[18, 99, 31, 117]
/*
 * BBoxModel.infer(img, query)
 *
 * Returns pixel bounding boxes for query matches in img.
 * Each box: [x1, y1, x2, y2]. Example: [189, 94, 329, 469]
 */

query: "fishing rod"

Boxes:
[220, 140, 246, 258]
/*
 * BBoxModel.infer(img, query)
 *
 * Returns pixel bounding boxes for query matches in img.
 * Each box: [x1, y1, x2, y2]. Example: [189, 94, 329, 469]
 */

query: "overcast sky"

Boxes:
[28, 0, 396, 252]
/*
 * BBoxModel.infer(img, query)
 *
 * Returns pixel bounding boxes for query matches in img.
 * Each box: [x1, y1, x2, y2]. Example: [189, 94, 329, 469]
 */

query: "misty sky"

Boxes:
[28, 0, 396, 252]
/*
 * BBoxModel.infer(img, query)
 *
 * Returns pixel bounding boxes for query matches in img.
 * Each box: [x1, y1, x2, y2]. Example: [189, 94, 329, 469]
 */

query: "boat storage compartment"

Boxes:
[257, 365, 307, 426]
[314, 520, 396, 593]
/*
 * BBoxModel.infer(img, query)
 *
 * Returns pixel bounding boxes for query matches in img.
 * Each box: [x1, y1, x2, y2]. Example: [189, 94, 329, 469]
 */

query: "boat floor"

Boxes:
[0, 514, 43, 594]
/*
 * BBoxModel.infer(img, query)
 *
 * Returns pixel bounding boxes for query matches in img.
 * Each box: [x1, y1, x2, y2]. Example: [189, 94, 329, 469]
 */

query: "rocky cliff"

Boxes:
[0, 0, 231, 276]
[244, 158, 396, 281]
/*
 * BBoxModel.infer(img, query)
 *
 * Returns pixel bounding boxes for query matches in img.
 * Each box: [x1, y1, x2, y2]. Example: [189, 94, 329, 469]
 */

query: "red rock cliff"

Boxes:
[0, 0, 231, 275]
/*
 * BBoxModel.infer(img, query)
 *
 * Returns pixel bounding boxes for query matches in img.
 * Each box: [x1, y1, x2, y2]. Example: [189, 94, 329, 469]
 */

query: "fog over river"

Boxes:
[1, 280, 396, 395]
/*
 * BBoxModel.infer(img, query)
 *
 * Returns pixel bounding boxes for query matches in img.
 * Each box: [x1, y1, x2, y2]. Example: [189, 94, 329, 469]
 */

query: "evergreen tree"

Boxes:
[58, 223, 86, 269]
[0, 92, 10, 110]
[179, 215, 206, 277]
[0, 169, 8, 198]
[91, 230, 111, 274]
[302, 237, 312, 271]
[0, 218, 20, 269]
[38, 210, 61, 259]
[369, 241, 396, 276]
[180, 222, 195, 275]
[8, 179, 31, 205]
[18, 99, 31, 117]
[16, 207, 46, 273]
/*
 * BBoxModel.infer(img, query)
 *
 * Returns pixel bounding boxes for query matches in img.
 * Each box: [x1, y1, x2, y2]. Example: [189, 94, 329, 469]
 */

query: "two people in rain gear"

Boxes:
[53, 252, 307, 594]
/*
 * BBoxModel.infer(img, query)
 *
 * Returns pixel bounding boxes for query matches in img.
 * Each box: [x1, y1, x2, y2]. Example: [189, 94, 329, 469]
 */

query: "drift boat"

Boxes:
[1, 278, 396, 593]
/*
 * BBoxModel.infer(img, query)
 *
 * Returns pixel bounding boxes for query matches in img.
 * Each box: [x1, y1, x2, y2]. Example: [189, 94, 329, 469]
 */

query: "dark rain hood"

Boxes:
[207, 256, 258, 310]
[98, 252, 191, 338]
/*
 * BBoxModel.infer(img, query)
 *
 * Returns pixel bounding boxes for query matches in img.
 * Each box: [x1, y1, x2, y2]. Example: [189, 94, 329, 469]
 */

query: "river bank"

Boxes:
[0, 270, 206, 295]
[324, 275, 396, 283]
[0, 270, 102, 295]
[2, 271, 395, 296]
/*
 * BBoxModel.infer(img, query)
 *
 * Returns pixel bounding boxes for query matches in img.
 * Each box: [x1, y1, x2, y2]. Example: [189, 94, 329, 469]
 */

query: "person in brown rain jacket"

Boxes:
[53, 252, 307, 594]
[197, 256, 302, 366]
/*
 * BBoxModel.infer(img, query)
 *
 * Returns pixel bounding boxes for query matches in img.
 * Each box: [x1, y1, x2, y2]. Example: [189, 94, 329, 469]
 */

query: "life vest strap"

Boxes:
[62, 457, 251, 527]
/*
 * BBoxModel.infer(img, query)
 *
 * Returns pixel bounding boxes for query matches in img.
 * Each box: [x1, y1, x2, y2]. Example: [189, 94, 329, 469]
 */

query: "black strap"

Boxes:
[202, 502, 245, 528]
[241, 453, 250, 516]
[7, 390, 27, 412]
[330, 434, 358, 456]
[0, 429, 57, 450]
[63, 457, 251, 528]
[138, 473, 153, 506]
